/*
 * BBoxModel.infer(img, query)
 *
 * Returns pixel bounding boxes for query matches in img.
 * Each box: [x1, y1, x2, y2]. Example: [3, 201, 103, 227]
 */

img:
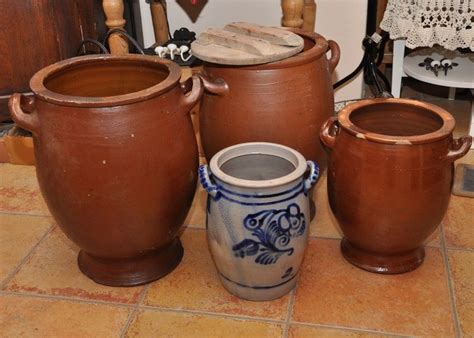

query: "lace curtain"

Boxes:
[380, 0, 474, 50]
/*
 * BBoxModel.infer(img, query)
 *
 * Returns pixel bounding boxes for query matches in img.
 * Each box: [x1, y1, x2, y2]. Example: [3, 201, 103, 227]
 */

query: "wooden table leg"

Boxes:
[281, 0, 304, 29]
[302, 0, 316, 32]
[150, 0, 169, 45]
[103, 0, 129, 54]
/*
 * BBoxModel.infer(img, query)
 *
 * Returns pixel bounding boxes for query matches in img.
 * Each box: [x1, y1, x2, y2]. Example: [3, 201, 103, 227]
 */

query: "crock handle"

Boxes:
[304, 160, 320, 193]
[446, 136, 472, 162]
[197, 73, 229, 96]
[326, 40, 340, 74]
[320, 116, 340, 150]
[181, 75, 204, 110]
[198, 164, 219, 198]
[9, 93, 40, 135]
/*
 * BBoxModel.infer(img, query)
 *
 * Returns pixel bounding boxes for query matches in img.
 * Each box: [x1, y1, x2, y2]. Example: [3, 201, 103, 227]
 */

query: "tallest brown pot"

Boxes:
[198, 29, 340, 172]
[9, 55, 202, 286]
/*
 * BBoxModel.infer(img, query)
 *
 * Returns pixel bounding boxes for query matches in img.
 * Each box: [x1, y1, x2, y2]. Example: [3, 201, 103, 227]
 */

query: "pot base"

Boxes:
[309, 197, 316, 221]
[340, 238, 425, 274]
[218, 274, 297, 301]
[78, 238, 184, 286]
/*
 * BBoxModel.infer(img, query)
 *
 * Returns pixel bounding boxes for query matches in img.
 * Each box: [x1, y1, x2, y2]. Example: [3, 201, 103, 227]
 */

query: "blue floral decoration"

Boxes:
[232, 203, 306, 265]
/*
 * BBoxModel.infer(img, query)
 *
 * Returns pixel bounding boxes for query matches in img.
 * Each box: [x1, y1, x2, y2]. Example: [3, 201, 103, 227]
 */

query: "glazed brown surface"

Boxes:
[44, 61, 168, 97]
[320, 98, 472, 274]
[198, 29, 340, 172]
[9, 55, 202, 286]
[348, 102, 444, 136]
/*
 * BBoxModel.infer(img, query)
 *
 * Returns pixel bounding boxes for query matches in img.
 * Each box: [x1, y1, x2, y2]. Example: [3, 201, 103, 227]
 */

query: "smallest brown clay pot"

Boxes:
[320, 98, 472, 274]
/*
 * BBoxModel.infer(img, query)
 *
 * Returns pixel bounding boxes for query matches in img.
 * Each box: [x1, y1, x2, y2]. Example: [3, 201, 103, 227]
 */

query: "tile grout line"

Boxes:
[442, 245, 474, 253]
[440, 223, 462, 338]
[0, 210, 51, 217]
[285, 269, 410, 338]
[0, 223, 55, 289]
[0, 289, 136, 309]
[137, 283, 152, 306]
[184, 224, 205, 230]
[1, 289, 287, 326]
[119, 308, 138, 338]
[119, 284, 151, 338]
[1, 286, 413, 338]
[138, 304, 287, 325]
[289, 321, 412, 337]
[282, 287, 296, 338]
[5, 213, 464, 336]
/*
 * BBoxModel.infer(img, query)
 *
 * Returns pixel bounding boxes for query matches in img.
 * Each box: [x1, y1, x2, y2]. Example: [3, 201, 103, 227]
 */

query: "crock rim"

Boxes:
[337, 98, 456, 145]
[29, 54, 181, 107]
[209, 142, 308, 189]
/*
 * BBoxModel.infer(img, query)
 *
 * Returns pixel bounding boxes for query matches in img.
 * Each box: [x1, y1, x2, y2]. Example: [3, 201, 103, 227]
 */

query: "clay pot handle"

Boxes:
[320, 116, 339, 150]
[198, 164, 219, 198]
[304, 160, 320, 193]
[181, 75, 204, 110]
[446, 136, 472, 162]
[198, 74, 229, 96]
[9, 93, 40, 135]
[326, 40, 340, 74]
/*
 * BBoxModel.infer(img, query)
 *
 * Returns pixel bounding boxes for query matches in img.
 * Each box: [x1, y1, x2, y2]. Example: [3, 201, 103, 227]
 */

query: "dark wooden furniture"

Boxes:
[0, 0, 105, 118]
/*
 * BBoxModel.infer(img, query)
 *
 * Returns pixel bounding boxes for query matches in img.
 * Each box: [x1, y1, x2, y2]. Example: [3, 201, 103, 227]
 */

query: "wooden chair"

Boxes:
[102, 0, 128, 54]
[282, 0, 317, 32]
[102, 0, 317, 54]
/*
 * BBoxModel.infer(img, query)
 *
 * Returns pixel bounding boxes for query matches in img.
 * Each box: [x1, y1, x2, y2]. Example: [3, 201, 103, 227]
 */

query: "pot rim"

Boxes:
[203, 29, 329, 70]
[29, 54, 182, 107]
[337, 98, 455, 145]
[209, 142, 307, 189]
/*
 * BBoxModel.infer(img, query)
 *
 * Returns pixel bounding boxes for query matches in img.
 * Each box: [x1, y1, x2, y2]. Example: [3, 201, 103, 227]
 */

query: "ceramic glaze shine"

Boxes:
[10, 54, 203, 286]
[220, 154, 296, 180]
[320, 98, 472, 274]
[199, 142, 319, 301]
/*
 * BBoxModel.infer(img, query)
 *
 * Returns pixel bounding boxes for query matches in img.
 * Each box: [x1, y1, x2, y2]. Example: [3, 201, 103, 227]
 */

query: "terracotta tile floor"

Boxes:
[1, 146, 473, 337]
[1, 81, 473, 337]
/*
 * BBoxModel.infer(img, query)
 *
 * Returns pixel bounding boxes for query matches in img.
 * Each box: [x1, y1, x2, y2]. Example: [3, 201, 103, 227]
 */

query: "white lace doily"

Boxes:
[380, 0, 474, 50]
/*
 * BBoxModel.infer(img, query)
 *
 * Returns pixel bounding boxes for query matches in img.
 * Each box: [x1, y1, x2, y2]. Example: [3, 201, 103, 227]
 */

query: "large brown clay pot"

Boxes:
[198, 29, 340, 172]
[320, 98, 472, 274]
[9, 55, 202, 286]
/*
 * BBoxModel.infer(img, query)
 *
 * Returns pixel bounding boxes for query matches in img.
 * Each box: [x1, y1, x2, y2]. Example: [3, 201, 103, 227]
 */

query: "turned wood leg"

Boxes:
[281, 0, 304, 29]
[150, 0, 169, 45]
[302, 0, 316, 32]
[103, 0, 128, 54]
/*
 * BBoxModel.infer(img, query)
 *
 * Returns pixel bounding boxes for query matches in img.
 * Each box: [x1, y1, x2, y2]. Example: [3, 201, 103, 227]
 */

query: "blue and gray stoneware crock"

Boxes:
[199, 142, 319, 301]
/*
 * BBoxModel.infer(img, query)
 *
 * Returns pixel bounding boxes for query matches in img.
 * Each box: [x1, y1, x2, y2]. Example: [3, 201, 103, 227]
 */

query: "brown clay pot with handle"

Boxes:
[198, 29, 340, 172]
[320, 98, 472, 274]
[9, 55, 202, 286]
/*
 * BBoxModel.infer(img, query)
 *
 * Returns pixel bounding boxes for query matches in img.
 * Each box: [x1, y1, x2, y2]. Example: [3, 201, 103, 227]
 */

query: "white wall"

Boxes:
[315, 0, 368, 101]
[139, 0, 367, 101]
